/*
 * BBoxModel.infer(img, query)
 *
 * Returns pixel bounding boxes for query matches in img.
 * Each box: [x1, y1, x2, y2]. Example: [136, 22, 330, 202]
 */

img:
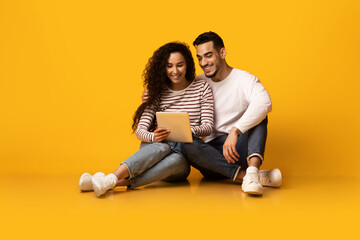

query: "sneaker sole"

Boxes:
[78, 173, 92, 192]
[243, 188, 264, 196]
[242, 184, 264, 196]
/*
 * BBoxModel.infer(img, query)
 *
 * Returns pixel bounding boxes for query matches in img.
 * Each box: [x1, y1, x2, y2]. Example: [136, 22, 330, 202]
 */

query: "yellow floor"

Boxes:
[1, 170, 359, 240]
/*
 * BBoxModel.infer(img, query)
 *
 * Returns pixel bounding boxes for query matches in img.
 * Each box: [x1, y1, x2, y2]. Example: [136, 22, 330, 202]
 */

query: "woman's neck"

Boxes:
[169, 80, 191, 91]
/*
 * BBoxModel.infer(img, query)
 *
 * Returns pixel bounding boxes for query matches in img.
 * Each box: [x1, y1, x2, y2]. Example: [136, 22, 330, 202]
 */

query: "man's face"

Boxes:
[196, 41, 223, 78]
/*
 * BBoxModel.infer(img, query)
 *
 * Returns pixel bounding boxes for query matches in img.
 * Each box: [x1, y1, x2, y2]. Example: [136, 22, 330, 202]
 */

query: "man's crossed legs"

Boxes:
[182, 117, 282, 195]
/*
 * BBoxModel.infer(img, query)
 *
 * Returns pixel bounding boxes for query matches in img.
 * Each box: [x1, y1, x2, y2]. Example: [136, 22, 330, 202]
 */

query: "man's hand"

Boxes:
[153, 127, 170, 142]
[141, 89, 149, 103]
[223, 127, 241, 163]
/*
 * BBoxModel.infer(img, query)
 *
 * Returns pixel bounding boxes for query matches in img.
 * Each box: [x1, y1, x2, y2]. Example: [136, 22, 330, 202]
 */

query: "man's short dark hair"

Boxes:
[193, 31, 225, 50]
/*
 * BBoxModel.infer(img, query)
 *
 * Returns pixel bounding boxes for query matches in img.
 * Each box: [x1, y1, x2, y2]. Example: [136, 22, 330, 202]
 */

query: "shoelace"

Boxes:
[259, 172, 271, 185]
[247, 172, 259, 183]
[105, 175, 117, 187]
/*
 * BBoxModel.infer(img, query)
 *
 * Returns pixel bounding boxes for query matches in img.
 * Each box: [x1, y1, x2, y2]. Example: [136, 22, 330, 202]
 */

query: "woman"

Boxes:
[78, 42, 214, 197]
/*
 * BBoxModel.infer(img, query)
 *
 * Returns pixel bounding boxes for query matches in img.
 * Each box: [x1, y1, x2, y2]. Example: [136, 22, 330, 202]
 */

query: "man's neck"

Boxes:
[211, 63, 233, 82]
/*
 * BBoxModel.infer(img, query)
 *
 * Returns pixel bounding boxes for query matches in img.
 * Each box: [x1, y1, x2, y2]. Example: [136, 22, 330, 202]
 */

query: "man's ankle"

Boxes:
[246, 166, 259, 174]
[248, 155, 262, 168]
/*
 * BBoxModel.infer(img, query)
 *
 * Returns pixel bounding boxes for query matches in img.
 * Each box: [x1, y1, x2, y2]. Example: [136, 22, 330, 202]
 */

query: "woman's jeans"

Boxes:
[121, 142, 190, 188]
[181, 116, 268, 180]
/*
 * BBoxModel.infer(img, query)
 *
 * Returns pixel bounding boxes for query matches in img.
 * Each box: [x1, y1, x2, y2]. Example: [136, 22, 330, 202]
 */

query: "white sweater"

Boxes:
[198, 68, 272, 142]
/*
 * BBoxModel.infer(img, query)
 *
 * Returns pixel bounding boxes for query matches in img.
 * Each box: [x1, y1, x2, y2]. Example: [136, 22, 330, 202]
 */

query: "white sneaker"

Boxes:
[259, 168, 282, 187]
[78, 172, 105, 191]
[242, 171, 263, 195]
[92, 173, 118, 197]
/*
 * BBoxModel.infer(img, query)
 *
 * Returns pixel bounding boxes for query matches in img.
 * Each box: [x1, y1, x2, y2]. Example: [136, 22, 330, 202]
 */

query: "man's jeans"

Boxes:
[182, 116, 268, 180]
[121, 142, 190, 188]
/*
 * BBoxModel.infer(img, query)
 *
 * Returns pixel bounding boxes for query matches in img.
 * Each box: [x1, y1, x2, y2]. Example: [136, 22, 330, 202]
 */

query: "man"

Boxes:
[180, 31, 282, 196]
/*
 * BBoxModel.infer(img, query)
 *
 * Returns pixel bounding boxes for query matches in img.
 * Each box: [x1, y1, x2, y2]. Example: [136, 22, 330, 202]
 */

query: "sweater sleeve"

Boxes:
[135, 106, 156, 142]
[234, 75, 272, 133]
[191, 82, 214, 137]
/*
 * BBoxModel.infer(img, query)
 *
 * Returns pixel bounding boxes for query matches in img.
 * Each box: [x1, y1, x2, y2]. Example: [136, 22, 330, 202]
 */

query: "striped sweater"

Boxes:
[136, 80, 214, 142]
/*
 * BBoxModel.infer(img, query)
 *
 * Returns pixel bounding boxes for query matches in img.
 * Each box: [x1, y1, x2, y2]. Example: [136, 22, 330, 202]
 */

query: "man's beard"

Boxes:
[204, 67, 219, 78]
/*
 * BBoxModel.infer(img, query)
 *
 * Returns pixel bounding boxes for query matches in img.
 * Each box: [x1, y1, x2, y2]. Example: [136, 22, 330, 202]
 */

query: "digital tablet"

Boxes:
[156, 112, 193, 143]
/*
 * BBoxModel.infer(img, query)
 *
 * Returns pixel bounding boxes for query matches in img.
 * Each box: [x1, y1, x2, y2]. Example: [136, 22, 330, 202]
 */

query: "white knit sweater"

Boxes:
[198, 68, 272, 142]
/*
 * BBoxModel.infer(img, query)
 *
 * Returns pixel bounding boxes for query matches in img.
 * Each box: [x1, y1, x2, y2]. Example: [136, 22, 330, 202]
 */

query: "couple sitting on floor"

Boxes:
[78, 31, 282, 197]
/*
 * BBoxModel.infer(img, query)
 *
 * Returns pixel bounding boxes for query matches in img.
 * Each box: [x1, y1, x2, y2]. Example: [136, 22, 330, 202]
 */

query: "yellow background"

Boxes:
[1, 0, 359, 239]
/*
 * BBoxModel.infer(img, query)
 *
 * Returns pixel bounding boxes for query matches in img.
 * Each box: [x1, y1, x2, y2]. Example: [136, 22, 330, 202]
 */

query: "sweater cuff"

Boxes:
[150, 132, 155, 143]
[234, 123, 247, 135]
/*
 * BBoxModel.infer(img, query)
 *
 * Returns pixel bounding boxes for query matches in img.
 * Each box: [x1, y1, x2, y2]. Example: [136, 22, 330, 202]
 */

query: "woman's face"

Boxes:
[166, 52, 188, 90]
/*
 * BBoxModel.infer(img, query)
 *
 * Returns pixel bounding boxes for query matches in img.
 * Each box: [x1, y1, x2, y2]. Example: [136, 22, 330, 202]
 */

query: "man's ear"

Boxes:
[220, 47, 226, 59]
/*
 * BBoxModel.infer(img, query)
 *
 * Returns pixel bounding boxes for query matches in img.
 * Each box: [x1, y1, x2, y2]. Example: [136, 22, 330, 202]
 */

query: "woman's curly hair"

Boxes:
[132, 42, 196, 132]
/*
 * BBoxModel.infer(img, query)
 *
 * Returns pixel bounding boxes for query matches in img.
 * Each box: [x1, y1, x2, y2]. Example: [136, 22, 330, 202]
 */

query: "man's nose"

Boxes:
[200, 58, 207, 67]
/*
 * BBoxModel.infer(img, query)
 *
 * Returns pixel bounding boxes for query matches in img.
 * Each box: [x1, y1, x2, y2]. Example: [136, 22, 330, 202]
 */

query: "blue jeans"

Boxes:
[121, 142, 190, 188]
[181, 116, 268, 180]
